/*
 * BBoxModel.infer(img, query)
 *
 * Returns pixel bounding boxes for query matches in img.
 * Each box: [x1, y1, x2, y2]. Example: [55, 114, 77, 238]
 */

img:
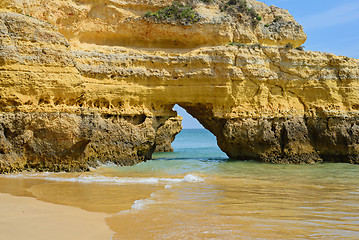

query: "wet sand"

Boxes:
[1, 160, 359, 239]
[0, 193, 114, 240]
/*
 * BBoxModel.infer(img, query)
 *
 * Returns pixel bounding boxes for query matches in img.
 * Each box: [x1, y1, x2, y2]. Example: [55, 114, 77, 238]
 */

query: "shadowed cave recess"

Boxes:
[0, 0, 359, 173]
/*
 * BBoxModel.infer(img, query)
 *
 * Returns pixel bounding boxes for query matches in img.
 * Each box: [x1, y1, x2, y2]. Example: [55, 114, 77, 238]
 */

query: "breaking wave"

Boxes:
[2, 173, 204, 185]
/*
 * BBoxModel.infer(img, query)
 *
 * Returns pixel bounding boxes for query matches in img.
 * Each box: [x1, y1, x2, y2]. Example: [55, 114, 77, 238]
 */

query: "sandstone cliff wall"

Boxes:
[0, 0, 358, 172]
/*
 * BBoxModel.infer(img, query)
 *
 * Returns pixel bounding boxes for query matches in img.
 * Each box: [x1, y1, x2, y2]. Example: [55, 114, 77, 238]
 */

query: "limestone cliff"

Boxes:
[0, 0, 358, 172]
[155, 116, 183, 152]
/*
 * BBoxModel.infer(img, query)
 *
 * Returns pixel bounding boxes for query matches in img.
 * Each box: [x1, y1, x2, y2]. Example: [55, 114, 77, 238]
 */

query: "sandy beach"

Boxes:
[0, 193, 114, 240]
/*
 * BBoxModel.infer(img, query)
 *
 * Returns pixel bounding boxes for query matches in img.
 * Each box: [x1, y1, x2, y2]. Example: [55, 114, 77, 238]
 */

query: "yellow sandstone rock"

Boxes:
[0, 0, 358, 172]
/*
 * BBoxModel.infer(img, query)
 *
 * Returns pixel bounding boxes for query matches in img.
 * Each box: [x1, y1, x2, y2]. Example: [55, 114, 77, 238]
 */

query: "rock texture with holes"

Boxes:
[155, 116, 183, 153]
[0, 0, 358, 172]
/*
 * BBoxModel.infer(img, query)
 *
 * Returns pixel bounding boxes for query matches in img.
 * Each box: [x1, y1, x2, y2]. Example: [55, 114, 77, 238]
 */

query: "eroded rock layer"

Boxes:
[0, 0, 358, 172]
[155, 116, 183, 153]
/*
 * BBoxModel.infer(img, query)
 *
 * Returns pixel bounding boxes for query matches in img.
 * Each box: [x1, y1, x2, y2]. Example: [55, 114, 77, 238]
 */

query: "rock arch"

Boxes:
[178, 103, 359, 165]
[1, 1, 359, 173]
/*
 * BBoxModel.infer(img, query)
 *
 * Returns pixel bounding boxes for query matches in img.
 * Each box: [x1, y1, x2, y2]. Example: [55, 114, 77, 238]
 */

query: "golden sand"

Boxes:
[0, 193, 114, 240]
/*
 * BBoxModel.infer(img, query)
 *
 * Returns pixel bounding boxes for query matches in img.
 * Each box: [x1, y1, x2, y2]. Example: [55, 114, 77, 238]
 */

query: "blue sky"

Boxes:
[177, 0, 359, 129]
[264, 0, 359, 58]
[174, 105, 203, 129]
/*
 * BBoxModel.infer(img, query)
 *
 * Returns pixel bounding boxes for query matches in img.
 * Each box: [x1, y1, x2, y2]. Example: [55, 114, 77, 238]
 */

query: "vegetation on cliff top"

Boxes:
[144, 0, 261, 25]
[144, 1, 201, 25]
[229, 42, 306, 51]
[220, 0, 262, 25]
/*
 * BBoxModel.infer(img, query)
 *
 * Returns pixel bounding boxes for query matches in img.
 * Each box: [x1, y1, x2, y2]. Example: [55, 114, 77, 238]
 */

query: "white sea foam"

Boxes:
[2, 173, 204, 185]
[2, 172, 52, 178]
[116, 210, 130, 215]
[127, 175, 204, 212]
[182, 173, 204, 182]
[131, 199, 155, 211]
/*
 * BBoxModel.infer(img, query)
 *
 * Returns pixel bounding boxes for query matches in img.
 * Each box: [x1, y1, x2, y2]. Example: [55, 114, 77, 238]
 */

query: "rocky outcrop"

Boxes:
[0, 11, 179, 172]
[155, 116, 183, 152]
[0, 112, 160, 172]
[0, 0, 306, 48]
[0, 0, 358, 172]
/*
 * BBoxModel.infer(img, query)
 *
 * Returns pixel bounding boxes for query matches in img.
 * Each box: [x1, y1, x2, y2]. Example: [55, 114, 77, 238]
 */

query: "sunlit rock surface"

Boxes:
[0, 0, 358, 172]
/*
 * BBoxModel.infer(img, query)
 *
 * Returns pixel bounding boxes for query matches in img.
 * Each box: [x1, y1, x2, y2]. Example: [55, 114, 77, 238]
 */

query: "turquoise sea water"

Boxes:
[106, 129, 359, 239]
[1, 129, 359, 239]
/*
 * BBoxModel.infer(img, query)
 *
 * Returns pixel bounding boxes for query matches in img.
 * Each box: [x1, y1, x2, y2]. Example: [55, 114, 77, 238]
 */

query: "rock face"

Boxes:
[0, 10, 181, 172]
[0, 0, 358, 172]
[155, 116, 183, 153]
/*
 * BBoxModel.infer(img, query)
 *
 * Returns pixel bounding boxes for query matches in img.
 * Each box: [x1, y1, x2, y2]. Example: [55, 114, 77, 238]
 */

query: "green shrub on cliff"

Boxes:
[285, 42, 294, 49]
[144, 1, 201, 25]
[295, 45, 305, 51]
[220, 0, 262, 25]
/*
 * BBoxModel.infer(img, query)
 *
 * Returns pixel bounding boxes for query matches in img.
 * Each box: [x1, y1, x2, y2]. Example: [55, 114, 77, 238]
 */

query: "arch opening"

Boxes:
[153, 104, 227, 160]
[173, 104, 203, 130]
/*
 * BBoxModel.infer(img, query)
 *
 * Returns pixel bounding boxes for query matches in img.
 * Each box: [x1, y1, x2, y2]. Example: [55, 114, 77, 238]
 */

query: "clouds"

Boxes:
[299, 2, 359, 30]
[263, 0, 359, 58]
